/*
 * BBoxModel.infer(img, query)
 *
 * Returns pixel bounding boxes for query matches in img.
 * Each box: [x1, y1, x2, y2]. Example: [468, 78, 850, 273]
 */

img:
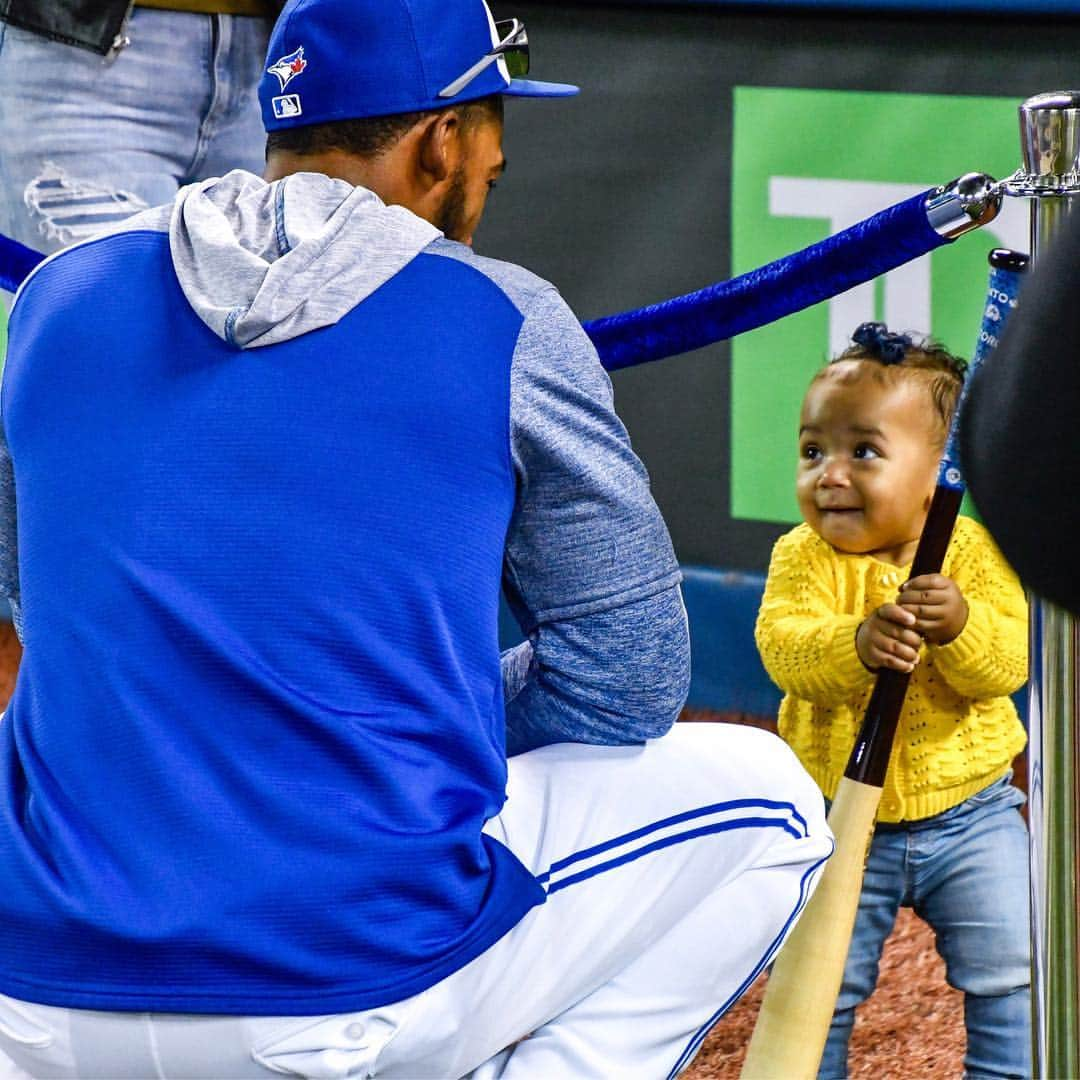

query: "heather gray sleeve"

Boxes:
[500, 285, 689, 754]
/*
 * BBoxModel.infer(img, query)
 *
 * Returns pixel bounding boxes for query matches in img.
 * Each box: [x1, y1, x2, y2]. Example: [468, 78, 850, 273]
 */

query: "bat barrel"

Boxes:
[740, 776, 881, 1080]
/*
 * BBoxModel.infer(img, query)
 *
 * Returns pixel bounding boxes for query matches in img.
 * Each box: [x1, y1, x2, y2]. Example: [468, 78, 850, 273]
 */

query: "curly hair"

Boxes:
[825, 321, 967, 438]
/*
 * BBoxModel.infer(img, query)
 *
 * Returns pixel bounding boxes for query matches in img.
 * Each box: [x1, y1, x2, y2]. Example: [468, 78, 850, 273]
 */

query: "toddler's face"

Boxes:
[796, 363, 941, 566]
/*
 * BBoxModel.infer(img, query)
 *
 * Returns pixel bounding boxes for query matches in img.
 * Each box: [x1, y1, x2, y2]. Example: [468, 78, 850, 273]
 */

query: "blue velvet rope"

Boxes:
[583, 189, 947, 371]
[0, 188, 947, 372]
[0, 235, 45, 296]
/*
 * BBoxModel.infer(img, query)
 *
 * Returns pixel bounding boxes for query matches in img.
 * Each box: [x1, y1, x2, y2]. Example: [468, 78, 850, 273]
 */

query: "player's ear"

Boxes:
[416, 110, 459, 186]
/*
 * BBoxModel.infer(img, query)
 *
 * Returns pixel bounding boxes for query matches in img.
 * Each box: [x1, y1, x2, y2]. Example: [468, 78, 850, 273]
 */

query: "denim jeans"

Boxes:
[819, 775, 1031, 1080]
[0, 8, 268, 256]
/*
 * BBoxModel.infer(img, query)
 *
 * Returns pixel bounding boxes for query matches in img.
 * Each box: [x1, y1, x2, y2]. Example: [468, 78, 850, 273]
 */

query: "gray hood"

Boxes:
[169, 169, 441, 349]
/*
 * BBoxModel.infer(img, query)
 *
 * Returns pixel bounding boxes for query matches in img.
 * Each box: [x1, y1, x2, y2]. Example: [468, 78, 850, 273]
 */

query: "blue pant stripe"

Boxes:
[545, 816, 805, 897]
[536, 797, 807, 886]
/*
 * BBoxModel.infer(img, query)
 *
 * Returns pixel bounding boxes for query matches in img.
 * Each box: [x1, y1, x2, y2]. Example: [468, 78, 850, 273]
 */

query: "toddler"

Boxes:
[755, 322, 1030, 1079]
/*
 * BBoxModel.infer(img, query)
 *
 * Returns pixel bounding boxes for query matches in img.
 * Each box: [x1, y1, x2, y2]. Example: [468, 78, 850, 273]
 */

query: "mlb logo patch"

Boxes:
[273, 94, 303, 119]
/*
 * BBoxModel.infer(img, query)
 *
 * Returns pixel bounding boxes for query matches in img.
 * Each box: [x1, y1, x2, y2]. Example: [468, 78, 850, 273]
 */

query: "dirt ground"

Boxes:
[682, 906, 965, 1078]
[678, 710, 966, 1079]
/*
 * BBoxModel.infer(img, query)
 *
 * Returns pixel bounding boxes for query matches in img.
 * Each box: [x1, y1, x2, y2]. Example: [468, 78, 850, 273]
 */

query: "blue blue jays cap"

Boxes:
[260, 0, 579, 131]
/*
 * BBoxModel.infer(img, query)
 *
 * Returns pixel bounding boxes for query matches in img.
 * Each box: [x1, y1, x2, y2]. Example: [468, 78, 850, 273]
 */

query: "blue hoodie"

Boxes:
[0, 170, 688, 1014]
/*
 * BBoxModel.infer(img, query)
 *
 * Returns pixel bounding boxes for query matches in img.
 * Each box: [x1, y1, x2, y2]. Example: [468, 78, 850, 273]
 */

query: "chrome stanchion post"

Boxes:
[1008, 90, 1080, 1080]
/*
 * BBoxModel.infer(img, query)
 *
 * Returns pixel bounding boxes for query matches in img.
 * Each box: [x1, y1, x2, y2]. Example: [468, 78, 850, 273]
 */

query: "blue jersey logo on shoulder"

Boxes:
[267, 47, 308, 92]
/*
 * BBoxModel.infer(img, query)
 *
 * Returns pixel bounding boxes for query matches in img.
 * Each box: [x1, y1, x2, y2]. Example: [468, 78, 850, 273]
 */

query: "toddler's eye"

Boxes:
[853, 443, 880, 460]
[800, 444, 821, 461]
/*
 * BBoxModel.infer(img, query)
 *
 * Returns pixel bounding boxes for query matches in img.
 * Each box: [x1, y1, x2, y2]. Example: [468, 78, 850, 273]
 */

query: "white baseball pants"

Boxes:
[0, 723, 831, 1079]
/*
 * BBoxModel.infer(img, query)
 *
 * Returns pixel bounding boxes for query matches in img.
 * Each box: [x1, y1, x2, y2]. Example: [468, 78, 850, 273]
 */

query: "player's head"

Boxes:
[260, 0, 578, 245]
[796, 324, 967, 565]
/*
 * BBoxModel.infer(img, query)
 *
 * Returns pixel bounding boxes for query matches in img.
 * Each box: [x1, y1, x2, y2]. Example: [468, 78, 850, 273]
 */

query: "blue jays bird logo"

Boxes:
[268, 47, 308, 91]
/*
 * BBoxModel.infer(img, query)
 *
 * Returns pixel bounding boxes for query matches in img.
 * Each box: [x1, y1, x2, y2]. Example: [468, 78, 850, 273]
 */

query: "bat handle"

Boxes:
[845, 483, 962, 787]
[909, 486, 963, 579]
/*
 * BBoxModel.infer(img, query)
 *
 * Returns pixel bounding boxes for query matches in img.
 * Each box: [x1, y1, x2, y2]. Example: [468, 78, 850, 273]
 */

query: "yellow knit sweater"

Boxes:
[755, 516, 1027, 823]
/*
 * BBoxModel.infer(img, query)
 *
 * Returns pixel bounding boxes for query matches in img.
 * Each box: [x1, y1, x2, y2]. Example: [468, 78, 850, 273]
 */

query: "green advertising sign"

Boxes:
[731, 87, 1026, 524]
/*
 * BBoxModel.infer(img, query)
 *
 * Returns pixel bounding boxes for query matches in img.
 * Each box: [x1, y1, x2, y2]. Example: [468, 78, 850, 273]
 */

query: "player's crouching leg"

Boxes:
[373, 723, 832, 1079]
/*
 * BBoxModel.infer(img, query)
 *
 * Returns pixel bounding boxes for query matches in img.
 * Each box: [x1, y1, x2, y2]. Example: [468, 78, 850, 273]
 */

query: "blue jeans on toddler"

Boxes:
[818, 775, 1031, 1080]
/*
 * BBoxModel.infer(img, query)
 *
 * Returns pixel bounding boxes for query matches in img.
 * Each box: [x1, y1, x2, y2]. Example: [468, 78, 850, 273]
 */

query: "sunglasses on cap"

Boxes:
[438, 18, 529, 99]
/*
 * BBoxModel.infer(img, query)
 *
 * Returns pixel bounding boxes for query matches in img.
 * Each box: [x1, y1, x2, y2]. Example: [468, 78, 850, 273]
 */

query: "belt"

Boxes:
[133, 0, 275, 16]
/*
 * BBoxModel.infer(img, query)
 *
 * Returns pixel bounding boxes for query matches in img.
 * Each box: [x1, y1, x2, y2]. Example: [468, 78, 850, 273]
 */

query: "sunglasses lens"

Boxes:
[503, 45, 529, 78]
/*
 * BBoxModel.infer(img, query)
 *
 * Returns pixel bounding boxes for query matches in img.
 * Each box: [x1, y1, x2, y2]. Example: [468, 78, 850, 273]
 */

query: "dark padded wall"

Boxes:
[475, 1, 1080, 572]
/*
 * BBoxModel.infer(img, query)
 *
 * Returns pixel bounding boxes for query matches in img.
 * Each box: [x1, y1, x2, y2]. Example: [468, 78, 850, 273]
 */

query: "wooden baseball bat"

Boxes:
[740, 248, 1029, 1079]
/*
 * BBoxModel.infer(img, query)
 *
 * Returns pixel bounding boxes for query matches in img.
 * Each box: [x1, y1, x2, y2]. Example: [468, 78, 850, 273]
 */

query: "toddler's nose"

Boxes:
[819, 458, 850, 486]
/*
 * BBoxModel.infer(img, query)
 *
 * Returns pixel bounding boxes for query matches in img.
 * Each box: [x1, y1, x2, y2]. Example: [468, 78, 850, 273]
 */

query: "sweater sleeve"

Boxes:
[501, 285, 688, 755]
[930, 521, 1028, 700]
[755, 528, 874, 705]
